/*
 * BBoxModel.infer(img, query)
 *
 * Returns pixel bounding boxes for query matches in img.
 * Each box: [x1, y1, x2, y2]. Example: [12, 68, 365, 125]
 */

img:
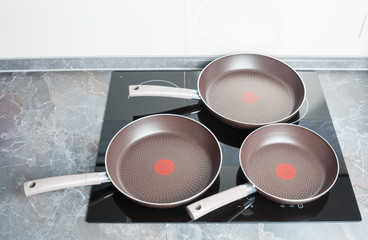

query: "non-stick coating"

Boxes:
[198, 54, 305, 128]
[240, 124, 339, 204]
[105, 114, 222, 208]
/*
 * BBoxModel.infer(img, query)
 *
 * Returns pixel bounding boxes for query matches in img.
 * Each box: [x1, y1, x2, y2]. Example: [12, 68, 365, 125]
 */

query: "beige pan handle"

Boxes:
[129, 85, 201, 100]
[186, 183, 256, 220]
[23, 172, 110, 196]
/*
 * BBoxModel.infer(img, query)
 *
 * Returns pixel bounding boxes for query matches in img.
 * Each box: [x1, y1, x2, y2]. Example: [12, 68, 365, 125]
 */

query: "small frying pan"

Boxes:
[23, 114, 222, 208]
[129, 53, 306, 129]
[186, 124, 339, 220]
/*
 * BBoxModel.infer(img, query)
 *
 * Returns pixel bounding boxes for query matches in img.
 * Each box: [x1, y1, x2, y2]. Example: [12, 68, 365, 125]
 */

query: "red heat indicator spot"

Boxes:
[154, 159, 175, 176]
[241, 91, 258, 104]
[275, 163, 296, 180]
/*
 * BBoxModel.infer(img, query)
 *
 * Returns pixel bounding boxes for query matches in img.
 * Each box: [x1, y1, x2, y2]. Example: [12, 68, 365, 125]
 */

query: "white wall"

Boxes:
[0, 0, 367, 58]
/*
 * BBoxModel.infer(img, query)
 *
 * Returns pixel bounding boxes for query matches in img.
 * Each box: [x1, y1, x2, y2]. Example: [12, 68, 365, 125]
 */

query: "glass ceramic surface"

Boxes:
[86, 71, 361, 223]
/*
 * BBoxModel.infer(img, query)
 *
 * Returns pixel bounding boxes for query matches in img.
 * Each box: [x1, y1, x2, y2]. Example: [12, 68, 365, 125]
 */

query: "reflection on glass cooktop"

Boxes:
[86, 71, 361, 223]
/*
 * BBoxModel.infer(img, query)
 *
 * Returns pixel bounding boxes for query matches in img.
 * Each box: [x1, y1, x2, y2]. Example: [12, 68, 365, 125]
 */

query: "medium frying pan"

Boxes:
[186, 124, 339, 220]
[129, 54, 306, 129]
[23, 114, 222, 208]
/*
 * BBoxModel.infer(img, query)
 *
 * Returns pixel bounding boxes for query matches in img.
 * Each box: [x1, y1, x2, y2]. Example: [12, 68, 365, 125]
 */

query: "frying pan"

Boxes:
[186, 124, 339, 220]
[129, 53, 306, 129]
[23, 114, 222, 208]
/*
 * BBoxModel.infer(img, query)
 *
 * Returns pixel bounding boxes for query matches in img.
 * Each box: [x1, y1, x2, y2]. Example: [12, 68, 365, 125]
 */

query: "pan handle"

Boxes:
[186, 183, 256, 220]
[23, 172, 110, 196]
[129, 85, 201, 100]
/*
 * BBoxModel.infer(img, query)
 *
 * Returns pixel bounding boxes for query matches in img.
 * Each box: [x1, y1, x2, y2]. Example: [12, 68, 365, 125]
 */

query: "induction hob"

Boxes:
[86, 71, 361, 222]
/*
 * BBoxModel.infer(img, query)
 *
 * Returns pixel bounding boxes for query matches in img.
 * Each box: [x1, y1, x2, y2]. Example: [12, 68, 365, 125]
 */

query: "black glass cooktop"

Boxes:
[86, 71, 361, 222]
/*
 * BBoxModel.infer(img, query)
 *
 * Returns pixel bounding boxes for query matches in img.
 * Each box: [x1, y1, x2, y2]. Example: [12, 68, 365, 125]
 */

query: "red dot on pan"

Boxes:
[275, 163, 296, 180]
[241, 91, 258, 103]
[154, 159, 175, 176]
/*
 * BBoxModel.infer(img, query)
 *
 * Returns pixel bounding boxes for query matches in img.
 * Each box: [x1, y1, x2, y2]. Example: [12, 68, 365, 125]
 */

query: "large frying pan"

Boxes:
[186, 124, 339, 220]
[23, 114, 222, 208]
[129, 54, 306, 129]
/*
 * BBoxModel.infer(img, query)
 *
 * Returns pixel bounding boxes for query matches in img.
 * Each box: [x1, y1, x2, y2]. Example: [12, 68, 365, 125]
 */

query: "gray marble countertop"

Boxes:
[1, 67, 367, 239]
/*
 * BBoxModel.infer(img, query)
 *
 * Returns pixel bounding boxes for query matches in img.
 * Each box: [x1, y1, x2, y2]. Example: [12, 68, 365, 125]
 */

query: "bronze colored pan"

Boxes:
[186, 124, 339, 220]
[129, 53, 305, 129]
[23, 114, 222, 208]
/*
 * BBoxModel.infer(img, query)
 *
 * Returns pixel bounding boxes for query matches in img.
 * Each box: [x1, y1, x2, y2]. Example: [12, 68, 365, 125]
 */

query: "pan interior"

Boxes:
[118, 133, 215, 203]
[246, 143, 324, 200]
[240, 125, 338, 202]
[205, 71, 295, 124]
[106, 115, 222, 205]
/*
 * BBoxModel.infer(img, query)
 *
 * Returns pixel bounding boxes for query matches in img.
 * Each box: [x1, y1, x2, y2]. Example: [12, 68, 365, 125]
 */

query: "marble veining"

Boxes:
[319, 71, 368, 214]
[0, 70, 367, 239]
[0, 57, 367, 73]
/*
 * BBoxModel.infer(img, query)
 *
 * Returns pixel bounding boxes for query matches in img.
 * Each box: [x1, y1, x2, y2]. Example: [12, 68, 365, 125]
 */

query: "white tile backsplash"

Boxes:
[0, 0, 186, 57]
[185, 0, 368, 56]
[0, 0, 367, 58]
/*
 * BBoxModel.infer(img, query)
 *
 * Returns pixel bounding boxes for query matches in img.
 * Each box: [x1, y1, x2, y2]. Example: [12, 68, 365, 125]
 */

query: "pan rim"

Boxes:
[197, 53, 307, 127]
[104, 114, 223, 208]
[239, 123, 340, 204]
